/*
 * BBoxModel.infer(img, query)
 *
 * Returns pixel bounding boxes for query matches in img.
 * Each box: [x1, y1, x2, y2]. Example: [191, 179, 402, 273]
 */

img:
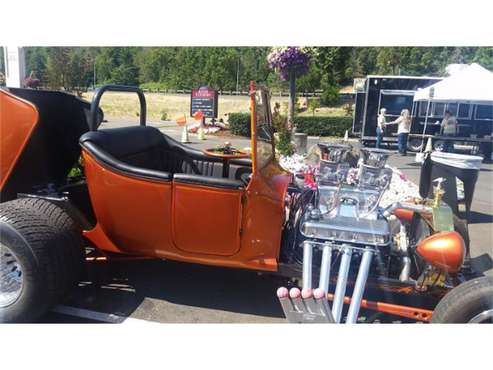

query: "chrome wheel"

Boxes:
[0, 243, 23, 308]
[407, 138, 423, 152]
[433, 140, 445, 152]
[469, 309, 493, 323]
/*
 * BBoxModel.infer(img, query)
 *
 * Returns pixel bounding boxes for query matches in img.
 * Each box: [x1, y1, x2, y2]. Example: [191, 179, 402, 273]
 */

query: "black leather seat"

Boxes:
[80, 126, 250, 189]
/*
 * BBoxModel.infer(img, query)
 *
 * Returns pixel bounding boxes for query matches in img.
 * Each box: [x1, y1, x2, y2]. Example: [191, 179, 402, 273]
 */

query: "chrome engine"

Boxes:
[279, 145, 398, 323]
[302, 145, 394, 248]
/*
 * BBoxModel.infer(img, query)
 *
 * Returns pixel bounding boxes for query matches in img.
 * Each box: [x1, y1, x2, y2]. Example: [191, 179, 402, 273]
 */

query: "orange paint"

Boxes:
[417, 231, 465, 273]
[326, 293, 433, 322]
[172, 182, 243, 256]
[393, 208, 415, 223]
[82, 151, 173, 256]
[0, 89, 39, 191]
[80, 82, 290, 272]
[82, 145, 290, 271]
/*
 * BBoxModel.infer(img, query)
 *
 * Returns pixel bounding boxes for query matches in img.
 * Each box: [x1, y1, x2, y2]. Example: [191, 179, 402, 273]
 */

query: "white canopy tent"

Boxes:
[414, 63, 493, 103]
[412, 63, 493, 151]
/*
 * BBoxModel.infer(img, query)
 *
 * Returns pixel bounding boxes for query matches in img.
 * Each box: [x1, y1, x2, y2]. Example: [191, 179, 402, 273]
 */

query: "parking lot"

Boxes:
[41, 122, 493, 323]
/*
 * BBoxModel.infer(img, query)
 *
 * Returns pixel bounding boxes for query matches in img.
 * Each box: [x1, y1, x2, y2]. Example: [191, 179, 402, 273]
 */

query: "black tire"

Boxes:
[0, 199, 84, 322]
[14, 198, 86, 286]
[431, 276, 493, 323]
[433, 140, 446, 152]
[407, 138, 423, 153]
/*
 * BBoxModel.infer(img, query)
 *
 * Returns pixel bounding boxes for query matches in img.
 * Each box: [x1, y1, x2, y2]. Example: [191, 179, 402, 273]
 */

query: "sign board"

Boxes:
[353, 78, 366, 93]
[190, 86, 218, 118]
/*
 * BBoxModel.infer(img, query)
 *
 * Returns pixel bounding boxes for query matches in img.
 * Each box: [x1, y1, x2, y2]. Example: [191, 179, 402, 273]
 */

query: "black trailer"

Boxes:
[353, 75, 440, 146]
[353, 75, 493, 158]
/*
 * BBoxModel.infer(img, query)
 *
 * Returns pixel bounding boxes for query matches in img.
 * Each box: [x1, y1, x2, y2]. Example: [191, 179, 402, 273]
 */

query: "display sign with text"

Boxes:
[190, 86, 218, 118]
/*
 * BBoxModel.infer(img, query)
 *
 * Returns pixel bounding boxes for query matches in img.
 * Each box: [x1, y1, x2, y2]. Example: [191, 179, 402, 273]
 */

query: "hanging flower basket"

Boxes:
[267, 47, 312, 80]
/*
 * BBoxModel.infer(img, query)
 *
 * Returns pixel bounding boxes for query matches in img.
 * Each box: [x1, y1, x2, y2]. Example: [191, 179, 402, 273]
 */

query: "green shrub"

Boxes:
[295, 116, 352, 137]
[228, 112, 251, 136]
[307, 98, 320, 116]
[140, 81, 168, 91]
[228, 113, 352, 138]
[272, 102, 287, 133]
[277, 130, 295, 156]
[160, 110, 168, 121]
[320, 84, 340, 106]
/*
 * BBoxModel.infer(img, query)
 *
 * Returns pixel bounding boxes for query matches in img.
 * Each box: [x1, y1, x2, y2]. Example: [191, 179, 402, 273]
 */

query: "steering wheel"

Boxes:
[202, 142, 250, 178]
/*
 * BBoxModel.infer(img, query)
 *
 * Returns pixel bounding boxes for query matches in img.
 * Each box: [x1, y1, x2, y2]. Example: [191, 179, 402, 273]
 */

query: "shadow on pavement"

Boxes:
[470, 253, 493, 275]
[467, 210, 493, 225]
[61, 259, 285, 322]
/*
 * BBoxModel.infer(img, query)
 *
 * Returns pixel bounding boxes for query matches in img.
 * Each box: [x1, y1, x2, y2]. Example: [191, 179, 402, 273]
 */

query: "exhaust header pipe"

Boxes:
[278, 242, 374, 324]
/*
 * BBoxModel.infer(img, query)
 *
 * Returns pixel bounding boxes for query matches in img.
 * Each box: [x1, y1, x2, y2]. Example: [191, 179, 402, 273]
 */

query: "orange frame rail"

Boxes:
[326, 293, 434, 322]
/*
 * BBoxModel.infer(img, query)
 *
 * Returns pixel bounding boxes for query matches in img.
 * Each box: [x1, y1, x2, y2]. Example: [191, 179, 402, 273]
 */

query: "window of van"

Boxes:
[446, 103, 458, 116]
[419, 102, 429, 117]
[475, 104, 493, 120]
[380, 94, 414, 116]
[458, 104, 471, 119]
[431, 103, 445, 117]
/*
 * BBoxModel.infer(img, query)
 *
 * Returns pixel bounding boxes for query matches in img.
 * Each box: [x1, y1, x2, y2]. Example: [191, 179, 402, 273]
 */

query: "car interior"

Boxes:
[79, 126, 252, 189]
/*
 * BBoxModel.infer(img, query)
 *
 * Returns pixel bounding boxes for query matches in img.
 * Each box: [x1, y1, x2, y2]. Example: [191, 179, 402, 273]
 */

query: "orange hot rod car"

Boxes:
[0, 83, 492, 323]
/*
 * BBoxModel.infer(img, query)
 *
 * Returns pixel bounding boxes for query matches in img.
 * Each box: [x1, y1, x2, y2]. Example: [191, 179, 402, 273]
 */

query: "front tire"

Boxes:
[431, 276, 493, 323]
[0, 199, 84, 322]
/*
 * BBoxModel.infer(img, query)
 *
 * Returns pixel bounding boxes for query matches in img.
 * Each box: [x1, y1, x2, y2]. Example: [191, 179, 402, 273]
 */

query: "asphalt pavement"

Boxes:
[41, 120, 492, 323]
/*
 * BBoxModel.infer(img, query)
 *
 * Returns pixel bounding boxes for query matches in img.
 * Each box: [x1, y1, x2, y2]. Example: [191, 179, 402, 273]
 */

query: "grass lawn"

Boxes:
[298, 106, 348, 117]
[82, 92, 349, 121]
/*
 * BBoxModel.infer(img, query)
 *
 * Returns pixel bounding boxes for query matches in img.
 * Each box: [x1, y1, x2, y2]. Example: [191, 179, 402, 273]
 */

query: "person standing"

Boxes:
[386, 109, 411, 156]
[376, 108, 386, 148]
[441, 110, 458, 152]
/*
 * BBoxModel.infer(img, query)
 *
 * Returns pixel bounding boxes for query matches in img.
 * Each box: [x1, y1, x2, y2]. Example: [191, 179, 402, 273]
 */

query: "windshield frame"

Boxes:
[249, 82, 275, 173]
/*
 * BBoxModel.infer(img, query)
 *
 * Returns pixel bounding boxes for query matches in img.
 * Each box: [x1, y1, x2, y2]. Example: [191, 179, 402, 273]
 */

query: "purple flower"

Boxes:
[267, 47, 311, 80]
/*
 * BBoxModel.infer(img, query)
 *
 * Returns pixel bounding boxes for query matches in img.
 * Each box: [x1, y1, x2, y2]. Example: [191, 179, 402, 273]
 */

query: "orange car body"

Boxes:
[82, 152, 290, 271]
[1, 84, 291, 272]
[0, 90, 39, 191]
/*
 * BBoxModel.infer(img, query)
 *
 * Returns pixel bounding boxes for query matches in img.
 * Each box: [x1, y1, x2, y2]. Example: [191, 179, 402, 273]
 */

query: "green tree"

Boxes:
[96, 47, 140, 85]
[11, 46, 493, 93]
[315, 47, 352, 85]
[25, 47, 48, 83]
[473, 47, 493, 70]
[376, 47, 406, 74]
[203, 47, 238, 90]
[297, 62, 322, 92]
[137, 47, 175, 85]
[307, 98, 320, 116]
[314, 47, 353, 106]
[45, 47, 94, 94]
